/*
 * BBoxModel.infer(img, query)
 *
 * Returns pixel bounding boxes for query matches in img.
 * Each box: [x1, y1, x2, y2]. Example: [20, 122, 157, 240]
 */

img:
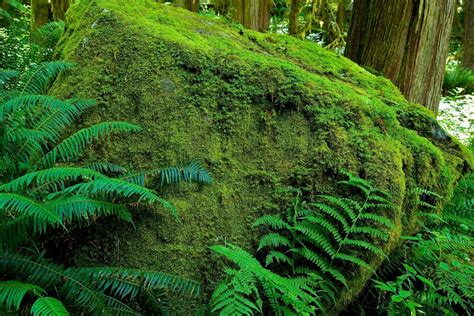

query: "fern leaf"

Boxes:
[31, 297, 69, 316]
[36, 122, 142, 169]
[84, 162, 128, 175]
[340, 239, 386, 257]
[0, 193, 62, 231]
[333, 253, 373, 271]
[320, 195, 357, 222]
[46, 196, 132, 224]
[258, 233, 291, 251]
[304, 215, 343, 242]
[265, 251, 291, 266]
[350, 226, 390, 241]
[311, 202, 349, 232]
[295, 223, 337, 257]
[0, 281, 44, 310]
[252, 214, 291, 230]
[0, 167, 106, 193]
[1, 95, 77, 120]
[17, 61, 74, 95]
[122, 161, 211, 186]
[359, 213, 394, 228]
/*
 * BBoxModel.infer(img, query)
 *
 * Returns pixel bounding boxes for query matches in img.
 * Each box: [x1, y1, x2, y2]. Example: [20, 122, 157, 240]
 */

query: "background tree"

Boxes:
[345, 0, 457, 114]
[175, 0, 199, 12]
[463, 0, 474, 70]
[51, 0, 72, 21]
[30, 0, 50, 29]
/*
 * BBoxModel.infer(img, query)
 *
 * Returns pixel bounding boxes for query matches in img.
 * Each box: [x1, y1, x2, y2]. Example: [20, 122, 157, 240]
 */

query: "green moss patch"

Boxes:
[53, 0, 471, 312]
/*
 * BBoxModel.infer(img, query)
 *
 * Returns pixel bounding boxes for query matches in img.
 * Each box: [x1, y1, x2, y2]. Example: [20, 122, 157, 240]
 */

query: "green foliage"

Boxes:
[210, 244, 321, 315]
[443, 63, 474, 95]
[211, 171, 394, 313]
[368, 176, 474, 315]
[0, 1, 64, 70]
[0, 253, 200, 315]
[0, 62, 208, 314]
[254, 170, 393, 304]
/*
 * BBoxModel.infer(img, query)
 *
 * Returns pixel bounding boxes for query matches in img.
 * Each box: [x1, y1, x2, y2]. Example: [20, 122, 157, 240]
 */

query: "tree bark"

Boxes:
[174, 0, 199, 12]
[289, 0, 301, 36]
[30, 0, 50, 30]
[463, 0, 474, 71]
[345, 0, 456, 114]
[51, 0, 72, 21]
[214, 0, 270, 32]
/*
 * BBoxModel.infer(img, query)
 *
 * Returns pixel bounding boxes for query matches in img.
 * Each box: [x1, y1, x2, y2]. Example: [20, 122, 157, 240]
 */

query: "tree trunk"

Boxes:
[345, 0, 456, 114]
[463, 0, 474, 71]
[51, 0, 72, 21]
[31, 0, 50, 30]
[214, 0, 270, 32]
[336, 0, 346, 31]
[289, 0, 301, 36]
[175, 0, 199, 12]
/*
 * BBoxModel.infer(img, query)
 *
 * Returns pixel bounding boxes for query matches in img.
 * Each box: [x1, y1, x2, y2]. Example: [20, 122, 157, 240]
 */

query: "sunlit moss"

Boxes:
[53, 0, 472, 312]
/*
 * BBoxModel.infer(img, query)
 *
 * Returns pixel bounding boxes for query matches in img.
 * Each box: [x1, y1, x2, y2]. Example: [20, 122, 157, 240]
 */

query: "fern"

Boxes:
[0, 62, 208, 314]
[0, 281, 44, 310]
[210, 244, 320, 315]
[30, 297, 69, 316]
[253, 170, 394, 305]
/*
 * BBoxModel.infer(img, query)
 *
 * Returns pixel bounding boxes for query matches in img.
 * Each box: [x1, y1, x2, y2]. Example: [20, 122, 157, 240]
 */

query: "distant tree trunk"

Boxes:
[31, 0, 50, 30]
[463, 0, 474, 71]
[289, 0, 301, 36]
[345, 0, 456, 114]
[336, 0, 346, 30]
[175, 0, 199, 12]
[215, 0, 270, 32]
[51, 0, 72, 21]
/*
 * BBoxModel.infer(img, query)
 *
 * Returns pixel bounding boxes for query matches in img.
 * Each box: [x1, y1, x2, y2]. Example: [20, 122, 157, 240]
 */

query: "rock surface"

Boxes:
[54, 0, 471, 311]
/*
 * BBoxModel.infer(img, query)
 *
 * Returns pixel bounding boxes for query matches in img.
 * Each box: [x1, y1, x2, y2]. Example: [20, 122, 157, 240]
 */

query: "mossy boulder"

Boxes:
[53, 0, 471, 312]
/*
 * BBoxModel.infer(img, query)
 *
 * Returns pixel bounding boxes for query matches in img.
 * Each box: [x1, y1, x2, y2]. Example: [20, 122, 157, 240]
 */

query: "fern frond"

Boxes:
[0, 95, 77, 120]
[320, 195, 356, 222]
[311, 202, 349, 232]
[0, 69, 19, 87]
[122, 161, 211, 186]
[36, 122, 142, 169]
[0, 281, 44, 310]
[340, 239, 386, 257]
[265, 251, 291, 266]
[258, 233, 291, 251]
[350, 226, 390, 241]
[17, 61, 74, 95]
[252, 214, 291, 230]
[304, 215, 343, 242]
[31, 297, 69, 316]
[84, 163, 128, 175]
[333, 253, 373, 271]
[46, 196, 132, 224]
[0, 193, 62, 230]
[295, 223, 337, 257]
[358, 213, 394, 228]
[0, 167, 106, 193]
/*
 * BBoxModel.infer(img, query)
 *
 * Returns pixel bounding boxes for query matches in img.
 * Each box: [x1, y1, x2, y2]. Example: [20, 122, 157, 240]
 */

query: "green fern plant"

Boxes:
[254, 170, 394, 301]
[211, 170, 394, 314]
[210, 244, 322, 315]
[369, 180, 473, 315]
[0, 62, 208, 314]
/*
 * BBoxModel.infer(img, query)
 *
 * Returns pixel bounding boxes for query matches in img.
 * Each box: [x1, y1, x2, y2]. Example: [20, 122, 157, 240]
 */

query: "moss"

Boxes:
[53, 0, 472, 312]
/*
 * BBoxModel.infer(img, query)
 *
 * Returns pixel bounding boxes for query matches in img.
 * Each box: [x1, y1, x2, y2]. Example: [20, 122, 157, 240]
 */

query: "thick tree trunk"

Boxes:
[345, 0, 456, 114]
[463, 0, 474, 71]
[175, 0, 199, 12]
[289, 0, 301, 36]
[51, 0, 72, 21]
[30, 0, 50, 30]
